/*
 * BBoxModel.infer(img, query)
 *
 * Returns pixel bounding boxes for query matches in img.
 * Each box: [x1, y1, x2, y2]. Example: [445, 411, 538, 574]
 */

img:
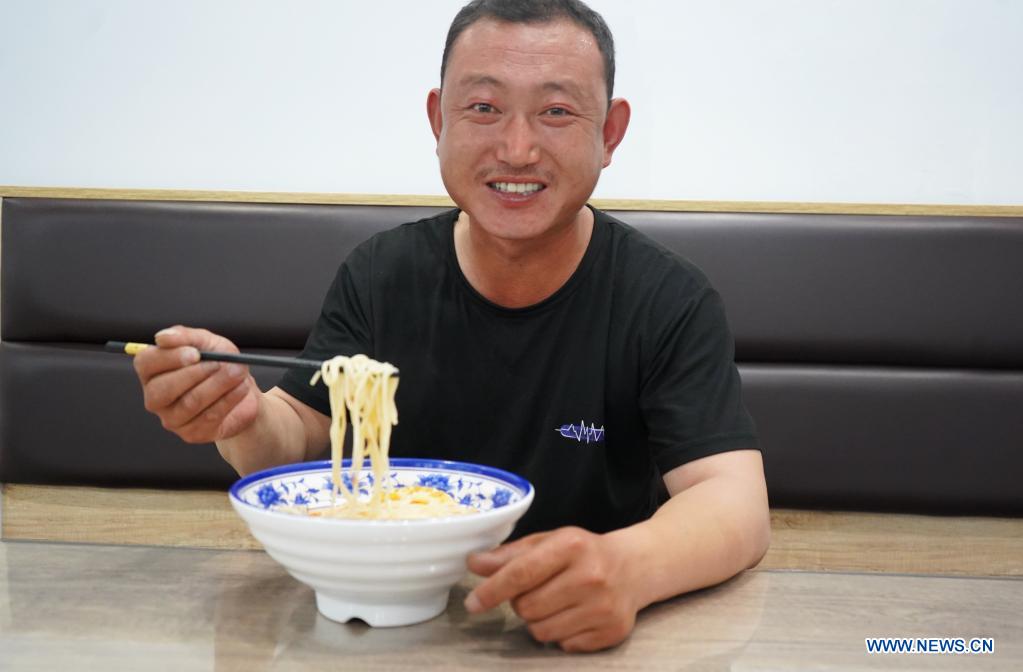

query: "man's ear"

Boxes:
[427, 88, 443, 143]
[601, 98, 631, 167]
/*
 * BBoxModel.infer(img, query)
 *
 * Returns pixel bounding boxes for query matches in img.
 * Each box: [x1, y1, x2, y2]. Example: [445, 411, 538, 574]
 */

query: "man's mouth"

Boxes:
[487, 181, 546, 195]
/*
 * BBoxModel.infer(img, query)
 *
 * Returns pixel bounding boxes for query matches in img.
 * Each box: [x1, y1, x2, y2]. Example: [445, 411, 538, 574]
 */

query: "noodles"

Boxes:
[310, 354, 399, 513]
[305, 354, 474, 520]
[308, 485, 472, 519]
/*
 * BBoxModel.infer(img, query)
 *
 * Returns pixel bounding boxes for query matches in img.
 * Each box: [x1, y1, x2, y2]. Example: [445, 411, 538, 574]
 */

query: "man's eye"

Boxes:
[470, 103, 495, 113]
[545, 107, 570, 117]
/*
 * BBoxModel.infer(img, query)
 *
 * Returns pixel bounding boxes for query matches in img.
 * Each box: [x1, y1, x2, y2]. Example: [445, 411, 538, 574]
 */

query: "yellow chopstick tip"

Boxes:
[124, 342, 149, 355]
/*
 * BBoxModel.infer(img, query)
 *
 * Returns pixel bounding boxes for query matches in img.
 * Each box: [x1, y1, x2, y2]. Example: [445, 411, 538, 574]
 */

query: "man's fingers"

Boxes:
[173, 378, 258, 443]
[558, 627, 625, 654]
[152, 326, 188, 348]
[523, 604, 590, 645]
[466, 531, 550, 577]
[153, 325, 229, 352]
[526, 601, 634, 652]
[142, 360, 217, 411]
[155, 362, 251, 430]
[510, 568, 588, 622]
[133, 344, 201, 384]
[464, 534, 571, 614]
[135, 326, 236, 383]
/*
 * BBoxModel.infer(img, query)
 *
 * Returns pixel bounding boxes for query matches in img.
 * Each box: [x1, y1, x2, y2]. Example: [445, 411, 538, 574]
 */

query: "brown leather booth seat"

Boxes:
[2, 197, 1022, 513]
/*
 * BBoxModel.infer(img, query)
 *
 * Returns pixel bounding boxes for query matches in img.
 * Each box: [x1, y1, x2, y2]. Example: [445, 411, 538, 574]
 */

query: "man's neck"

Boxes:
[454, 208, 594, 309]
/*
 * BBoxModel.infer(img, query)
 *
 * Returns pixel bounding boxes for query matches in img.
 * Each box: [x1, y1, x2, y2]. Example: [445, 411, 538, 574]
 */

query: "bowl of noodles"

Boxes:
[230, 458, 533, 627]
[229, 353, 533, 627]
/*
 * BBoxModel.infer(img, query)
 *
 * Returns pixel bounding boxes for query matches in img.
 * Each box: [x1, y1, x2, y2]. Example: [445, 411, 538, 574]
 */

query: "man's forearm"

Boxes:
[612, 473, 771, 610]
[216, 391, 312, 476]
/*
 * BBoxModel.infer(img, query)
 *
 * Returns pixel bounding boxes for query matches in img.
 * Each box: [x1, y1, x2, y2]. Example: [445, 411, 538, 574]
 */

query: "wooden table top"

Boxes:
[1, 540, 1020, 670]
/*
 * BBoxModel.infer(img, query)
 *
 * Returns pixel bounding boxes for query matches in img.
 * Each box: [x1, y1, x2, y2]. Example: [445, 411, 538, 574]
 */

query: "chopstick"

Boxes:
[105, 341, 325, 371]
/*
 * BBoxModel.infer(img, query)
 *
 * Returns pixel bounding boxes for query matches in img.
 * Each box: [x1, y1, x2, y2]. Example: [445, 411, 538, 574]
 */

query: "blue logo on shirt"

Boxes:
[555, 421, 605, 444]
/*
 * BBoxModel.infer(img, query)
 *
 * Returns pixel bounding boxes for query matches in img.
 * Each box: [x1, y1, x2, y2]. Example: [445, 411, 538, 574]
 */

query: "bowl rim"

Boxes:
[229, 457, 534, 523]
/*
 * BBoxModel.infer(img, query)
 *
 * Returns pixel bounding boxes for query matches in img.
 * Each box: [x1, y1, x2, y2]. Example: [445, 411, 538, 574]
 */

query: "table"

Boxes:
[1, 540, 1020, 670]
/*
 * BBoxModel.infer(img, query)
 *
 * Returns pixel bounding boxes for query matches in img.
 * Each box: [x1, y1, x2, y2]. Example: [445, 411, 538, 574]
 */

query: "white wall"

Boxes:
[1, 0, 1020, 204]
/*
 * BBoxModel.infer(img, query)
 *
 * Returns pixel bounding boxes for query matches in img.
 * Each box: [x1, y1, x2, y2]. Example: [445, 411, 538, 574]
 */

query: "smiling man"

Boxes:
[131, 0, 769, 653]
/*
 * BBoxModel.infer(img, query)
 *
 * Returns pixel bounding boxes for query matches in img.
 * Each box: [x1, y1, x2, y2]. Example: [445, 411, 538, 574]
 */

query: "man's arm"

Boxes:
[463, 449, 770, 652]
[627, 449, 770, 607]
[216, 386, 330, 475]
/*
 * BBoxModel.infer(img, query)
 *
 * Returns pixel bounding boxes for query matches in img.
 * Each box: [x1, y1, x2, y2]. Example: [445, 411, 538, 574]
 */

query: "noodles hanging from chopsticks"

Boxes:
[311, 354, 399, 513]
[304, 354, 474, 519]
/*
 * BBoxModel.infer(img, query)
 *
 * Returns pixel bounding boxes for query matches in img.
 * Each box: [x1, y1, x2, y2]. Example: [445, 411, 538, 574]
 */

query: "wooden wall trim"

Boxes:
[2, 186, 1021, 217]
[2, 484, 1021, 576]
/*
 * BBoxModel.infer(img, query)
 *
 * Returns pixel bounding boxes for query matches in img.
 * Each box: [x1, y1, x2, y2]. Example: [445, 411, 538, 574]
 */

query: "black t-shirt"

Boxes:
[279, 207, 758, 537]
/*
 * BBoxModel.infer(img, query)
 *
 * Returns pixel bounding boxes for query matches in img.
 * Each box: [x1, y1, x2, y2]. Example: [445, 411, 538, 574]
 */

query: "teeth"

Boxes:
[491, 182, 543, 194]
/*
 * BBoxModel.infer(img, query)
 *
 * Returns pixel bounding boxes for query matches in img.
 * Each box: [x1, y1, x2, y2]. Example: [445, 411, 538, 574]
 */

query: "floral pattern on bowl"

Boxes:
[235, 458, 527, 517]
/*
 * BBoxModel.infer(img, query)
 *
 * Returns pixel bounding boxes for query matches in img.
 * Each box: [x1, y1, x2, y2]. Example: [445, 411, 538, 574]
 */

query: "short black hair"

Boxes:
[441, 0, 616, 101]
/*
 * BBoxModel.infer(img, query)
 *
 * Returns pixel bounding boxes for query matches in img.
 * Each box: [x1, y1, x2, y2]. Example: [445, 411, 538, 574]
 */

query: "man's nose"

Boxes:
[495, 114, 540, 167]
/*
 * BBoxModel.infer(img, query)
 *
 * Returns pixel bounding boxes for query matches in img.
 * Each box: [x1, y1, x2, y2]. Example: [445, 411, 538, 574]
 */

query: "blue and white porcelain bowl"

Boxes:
[229, 458, 534, 627]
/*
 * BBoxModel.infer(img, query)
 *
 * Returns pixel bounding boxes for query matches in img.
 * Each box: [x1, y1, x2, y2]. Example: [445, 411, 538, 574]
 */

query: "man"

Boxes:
[133, 0, 769, 652]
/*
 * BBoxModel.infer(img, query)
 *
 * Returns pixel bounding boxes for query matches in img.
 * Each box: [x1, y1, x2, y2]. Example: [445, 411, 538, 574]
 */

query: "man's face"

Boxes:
[428, 18, 629, 243]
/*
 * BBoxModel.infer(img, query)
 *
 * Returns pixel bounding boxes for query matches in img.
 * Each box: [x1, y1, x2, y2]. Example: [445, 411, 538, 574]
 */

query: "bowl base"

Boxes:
[315, 590, 450, 627]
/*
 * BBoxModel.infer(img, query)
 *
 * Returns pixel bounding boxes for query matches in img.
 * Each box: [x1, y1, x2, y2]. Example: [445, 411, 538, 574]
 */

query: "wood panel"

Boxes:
[2, 185, 1021, 216]
[0, 484, 260, 550]
[764, 508, 1023, 576]
[2, 484, 1021, 575]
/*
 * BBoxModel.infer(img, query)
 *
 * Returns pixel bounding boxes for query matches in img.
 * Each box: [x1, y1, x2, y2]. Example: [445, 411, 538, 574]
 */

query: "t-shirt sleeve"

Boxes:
[639, 283, 759, 476]
[277, 247, 373, 417]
